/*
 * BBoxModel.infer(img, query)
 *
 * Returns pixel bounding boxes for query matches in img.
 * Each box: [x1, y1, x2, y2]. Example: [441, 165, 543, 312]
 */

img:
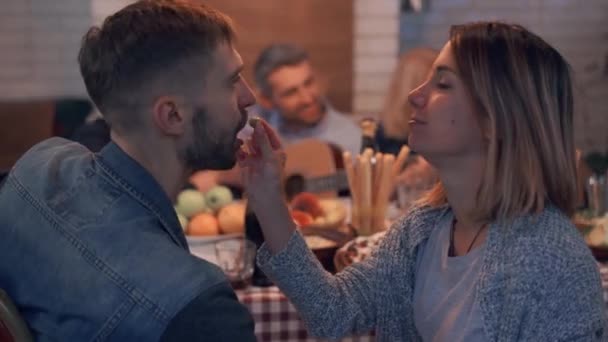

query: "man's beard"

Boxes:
[184, 106, 238, 171]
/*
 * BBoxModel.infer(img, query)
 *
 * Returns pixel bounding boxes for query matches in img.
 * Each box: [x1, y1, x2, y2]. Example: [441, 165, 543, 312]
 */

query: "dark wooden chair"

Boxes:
[0, 289, 33, 342]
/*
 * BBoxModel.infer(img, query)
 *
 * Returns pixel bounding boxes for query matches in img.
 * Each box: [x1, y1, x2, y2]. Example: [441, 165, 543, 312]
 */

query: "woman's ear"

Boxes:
[152, 96, 187, 136]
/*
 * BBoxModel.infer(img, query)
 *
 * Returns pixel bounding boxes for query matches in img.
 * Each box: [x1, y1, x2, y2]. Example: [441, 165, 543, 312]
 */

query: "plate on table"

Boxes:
[574, 212, 608, 261]
[187, 234, 243, 266]
[186, 233, 243, 246]
[300, 225, 355, 273]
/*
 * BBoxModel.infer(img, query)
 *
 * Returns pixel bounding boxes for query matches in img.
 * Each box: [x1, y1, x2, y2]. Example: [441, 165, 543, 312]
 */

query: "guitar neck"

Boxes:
[305, 170, 349, 193]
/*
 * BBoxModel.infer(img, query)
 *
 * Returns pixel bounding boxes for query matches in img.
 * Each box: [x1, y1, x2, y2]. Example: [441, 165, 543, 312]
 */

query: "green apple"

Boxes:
[175, 189, 209, 218]
[177, 212, 188, 232]
[204, 185, 233, 211]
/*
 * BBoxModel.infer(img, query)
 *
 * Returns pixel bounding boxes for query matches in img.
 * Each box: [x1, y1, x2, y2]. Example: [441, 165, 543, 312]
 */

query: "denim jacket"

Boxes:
[0, 138, 252, 341]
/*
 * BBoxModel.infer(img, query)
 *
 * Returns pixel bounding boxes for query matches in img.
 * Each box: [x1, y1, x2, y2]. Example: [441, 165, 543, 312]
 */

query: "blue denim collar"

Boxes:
[96, 141, 188, 249]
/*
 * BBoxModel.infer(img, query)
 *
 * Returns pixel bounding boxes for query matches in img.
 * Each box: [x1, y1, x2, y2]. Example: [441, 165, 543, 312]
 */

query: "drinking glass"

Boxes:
[214, 238, 256, 289]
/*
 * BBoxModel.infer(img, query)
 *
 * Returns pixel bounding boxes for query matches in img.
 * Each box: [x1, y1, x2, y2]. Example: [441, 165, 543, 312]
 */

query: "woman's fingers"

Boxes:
[252, 122, 274, 159]
[259, 120, 282, 150]
[245, 139, 259, 158]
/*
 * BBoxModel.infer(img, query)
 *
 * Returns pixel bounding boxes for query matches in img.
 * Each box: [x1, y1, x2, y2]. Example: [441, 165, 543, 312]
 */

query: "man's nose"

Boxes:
[298, 88, 315, 105]
[238, 79, 256, 108]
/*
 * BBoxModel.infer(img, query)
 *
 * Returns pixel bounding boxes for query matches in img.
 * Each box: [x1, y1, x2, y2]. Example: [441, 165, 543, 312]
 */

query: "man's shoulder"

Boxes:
[12, 137, 90, 178]
[325, 107, 360, 130]
[6, 137, 104, 213]
[20, 136, 87, 158]
[4, 137, 96, 210]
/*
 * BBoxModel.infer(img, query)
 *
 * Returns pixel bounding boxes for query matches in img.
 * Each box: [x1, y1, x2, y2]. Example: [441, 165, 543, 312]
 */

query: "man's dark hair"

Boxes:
[253, 43, 309, 97]
[78, 0, 235, 132]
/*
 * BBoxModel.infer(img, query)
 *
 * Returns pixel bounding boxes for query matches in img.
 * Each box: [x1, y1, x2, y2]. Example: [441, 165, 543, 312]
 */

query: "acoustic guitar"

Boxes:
[190, 139, 350, 199]
[282, 139, 349, 199]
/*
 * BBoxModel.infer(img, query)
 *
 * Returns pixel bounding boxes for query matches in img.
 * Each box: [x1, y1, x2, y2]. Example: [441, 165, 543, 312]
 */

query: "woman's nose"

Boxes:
[408, 85, 426, 109]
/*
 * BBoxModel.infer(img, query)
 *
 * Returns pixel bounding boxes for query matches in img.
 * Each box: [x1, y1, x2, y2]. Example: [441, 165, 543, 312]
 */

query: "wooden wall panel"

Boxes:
[0, 101, 55, 170]
[205, 0, 353, 113]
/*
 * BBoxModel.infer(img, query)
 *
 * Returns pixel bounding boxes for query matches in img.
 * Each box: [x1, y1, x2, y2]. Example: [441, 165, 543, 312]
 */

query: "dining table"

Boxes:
[191, 240, 608, 342]
[235, 286, 374, 342]
[188, 196, 608, 342]
[231, 262, 608, 342]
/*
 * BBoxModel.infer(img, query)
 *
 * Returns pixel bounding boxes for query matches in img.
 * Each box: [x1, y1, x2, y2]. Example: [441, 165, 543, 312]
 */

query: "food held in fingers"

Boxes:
[248, 116, 262, 128]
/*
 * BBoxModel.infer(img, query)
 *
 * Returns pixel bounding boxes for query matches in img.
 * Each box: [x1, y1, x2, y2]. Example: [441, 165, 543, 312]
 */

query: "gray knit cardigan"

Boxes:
[258, 205, 608, 341]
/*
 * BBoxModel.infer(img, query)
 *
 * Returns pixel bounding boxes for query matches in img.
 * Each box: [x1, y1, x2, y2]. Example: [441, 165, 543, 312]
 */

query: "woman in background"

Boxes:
[239, 22, 607, 341]
[378, 48, 439, 207]
[376, 47, 438, 156]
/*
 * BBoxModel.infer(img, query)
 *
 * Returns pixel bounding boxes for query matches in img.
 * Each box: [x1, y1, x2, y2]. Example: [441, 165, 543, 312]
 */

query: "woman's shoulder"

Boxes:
[508, 206, 587, 252]
[485, 207, 606, 340]
[496, 205, 596, 278]
[387, 204, 449, 245]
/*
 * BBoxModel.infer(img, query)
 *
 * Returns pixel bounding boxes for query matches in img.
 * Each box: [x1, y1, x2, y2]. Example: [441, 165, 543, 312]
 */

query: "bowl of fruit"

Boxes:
[288, 192, 353, 273]
[289, 192, 348, 230]
[174, 185, 246, 244]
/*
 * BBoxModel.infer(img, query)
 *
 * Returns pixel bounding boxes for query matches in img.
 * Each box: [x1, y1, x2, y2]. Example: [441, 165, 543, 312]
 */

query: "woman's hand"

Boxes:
[237, 118, 285, 202]
[237, 118, 296, 254]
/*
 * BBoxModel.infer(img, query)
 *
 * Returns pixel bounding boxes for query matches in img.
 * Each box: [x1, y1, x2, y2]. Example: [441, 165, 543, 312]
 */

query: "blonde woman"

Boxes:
[377, 48, 440, 207]
[377, 47, 438, 155]
[239, 22, 607, 341]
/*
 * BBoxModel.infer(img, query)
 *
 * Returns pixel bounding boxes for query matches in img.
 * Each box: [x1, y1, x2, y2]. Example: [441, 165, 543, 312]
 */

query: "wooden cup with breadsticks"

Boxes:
[342, 145, 410, 236]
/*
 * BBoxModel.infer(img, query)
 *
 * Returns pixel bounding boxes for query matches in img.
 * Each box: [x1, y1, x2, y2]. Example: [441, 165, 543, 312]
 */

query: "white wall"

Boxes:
[353, 0, 401, 116]
[0, 0, 136, 101]
[2, 0, 606, 151]
[92, 0, 132, 25]
[0, 0, 91, 100]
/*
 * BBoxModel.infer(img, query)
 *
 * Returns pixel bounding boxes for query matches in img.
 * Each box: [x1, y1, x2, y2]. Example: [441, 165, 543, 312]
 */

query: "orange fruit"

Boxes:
[188, 213, 220, 236]
[217, 202, 246, 234]
[291, 192, 324, 218]
[291, 210, 314, 227]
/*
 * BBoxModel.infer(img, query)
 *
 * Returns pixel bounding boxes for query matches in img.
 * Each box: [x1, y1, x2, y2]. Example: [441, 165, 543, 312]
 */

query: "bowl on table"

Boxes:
[301, 225, 355, 274]
[574, 211, 608, 261]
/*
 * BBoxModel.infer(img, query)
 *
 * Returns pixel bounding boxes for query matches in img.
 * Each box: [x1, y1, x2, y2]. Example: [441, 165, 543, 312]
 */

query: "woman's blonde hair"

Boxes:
[419, 22, 577, 221]
[379, 47, 438, 140]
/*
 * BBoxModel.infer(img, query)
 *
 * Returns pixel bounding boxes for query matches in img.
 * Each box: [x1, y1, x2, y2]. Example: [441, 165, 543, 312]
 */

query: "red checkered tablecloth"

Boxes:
[236, 264, 608, 342]
[236, 286, 375, 342]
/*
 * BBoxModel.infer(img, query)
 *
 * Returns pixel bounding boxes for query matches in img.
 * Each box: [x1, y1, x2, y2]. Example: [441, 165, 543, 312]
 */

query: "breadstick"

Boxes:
[374, 154, 395, 232]
[343, 151, 360, 228]
[359, 155, 373, 236]
[392, 145, 411, 177]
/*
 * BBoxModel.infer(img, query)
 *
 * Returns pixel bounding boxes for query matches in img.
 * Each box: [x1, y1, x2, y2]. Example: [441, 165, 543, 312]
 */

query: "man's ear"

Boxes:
[152, 96, 187, 136]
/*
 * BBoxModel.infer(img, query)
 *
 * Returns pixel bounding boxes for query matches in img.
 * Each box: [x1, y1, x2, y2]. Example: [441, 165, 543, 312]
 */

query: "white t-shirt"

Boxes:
[413, 213, 487, 341]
